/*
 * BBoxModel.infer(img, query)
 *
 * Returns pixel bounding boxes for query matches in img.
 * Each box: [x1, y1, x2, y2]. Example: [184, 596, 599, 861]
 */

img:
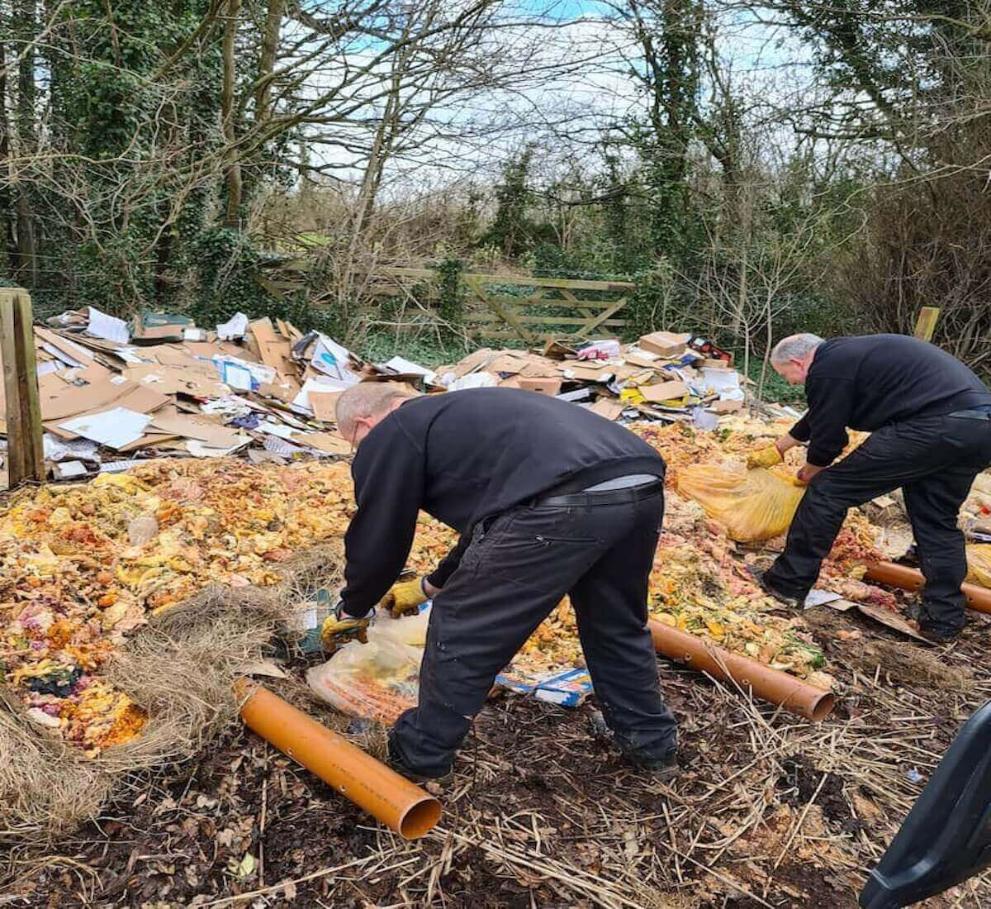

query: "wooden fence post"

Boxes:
[913, 306, 940, 342]
[0, 288, 45, 487]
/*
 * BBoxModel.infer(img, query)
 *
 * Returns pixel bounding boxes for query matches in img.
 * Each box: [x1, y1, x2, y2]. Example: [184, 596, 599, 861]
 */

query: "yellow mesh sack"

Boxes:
[676, 464, 805, 542]
[966, 544, 991, 588]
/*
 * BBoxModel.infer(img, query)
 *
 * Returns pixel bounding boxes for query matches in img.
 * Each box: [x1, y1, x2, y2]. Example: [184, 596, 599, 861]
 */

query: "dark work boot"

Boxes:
[917, 623, 963, 644]
[622, 747, 678, 781]
[589, 710, 678, 780]
[749, 566, 805, 609]
[386, 739, 453, 786]
[907, 599, 965, 643]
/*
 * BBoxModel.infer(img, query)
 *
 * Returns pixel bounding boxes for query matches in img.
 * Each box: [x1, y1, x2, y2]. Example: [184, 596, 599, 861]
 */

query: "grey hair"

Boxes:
[335, 381, 419, 439]
[770, 333, 825, 364]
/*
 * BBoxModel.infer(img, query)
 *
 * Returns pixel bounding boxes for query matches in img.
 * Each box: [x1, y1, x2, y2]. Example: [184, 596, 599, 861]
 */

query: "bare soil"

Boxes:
[5, 605, 991, 908]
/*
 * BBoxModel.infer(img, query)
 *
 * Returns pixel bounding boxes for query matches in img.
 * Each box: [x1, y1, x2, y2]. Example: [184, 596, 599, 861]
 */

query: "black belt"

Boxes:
[534, 479, 663, 507]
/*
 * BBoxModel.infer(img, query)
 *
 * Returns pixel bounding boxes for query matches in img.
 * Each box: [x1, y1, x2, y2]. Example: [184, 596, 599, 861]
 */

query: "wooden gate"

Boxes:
[373, 267, 633, 342]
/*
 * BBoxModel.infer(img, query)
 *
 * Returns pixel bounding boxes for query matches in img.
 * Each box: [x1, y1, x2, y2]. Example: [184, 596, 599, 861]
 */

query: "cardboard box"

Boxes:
[518, 377, 562, 396]
[131, 312, 193, 345]
[640, 380, 688, 403]
[590, 398, 625, 421]
[309, 390, 342, 423]
[495, 666, 593, 707]
[565, 363, 614, 383]
[638, 331, 691, 358]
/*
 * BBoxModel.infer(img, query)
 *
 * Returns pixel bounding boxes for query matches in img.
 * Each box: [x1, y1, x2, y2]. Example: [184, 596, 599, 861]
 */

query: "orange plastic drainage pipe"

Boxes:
[865, 561, 991, 615]
[236, 681, 441, 839]
[647, 619, 835, 722]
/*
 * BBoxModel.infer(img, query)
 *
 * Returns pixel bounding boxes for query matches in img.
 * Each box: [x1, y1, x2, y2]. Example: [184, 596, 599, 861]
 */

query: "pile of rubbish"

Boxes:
[431, 331, 758, 424]
[1, 415, 855, 754]
[7, 322, 991, 753]
[1, 308, 405, 482]
[1, 312, 766, 486]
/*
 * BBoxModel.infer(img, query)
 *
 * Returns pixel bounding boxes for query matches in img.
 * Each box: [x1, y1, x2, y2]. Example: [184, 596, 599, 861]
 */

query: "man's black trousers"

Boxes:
[389, 486, 678, 778]
[766, 411, 991, 636]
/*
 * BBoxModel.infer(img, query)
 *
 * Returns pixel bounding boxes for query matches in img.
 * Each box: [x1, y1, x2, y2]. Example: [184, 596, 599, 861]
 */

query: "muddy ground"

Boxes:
[4, 595, 991, 909]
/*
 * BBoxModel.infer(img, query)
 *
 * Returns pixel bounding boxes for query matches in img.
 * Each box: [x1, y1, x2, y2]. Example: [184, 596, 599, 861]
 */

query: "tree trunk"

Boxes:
[222, 0, 243, 228]
[12, 0, 38, 284]
[254, 0, 284, 125]
[0, 34, 16, 271]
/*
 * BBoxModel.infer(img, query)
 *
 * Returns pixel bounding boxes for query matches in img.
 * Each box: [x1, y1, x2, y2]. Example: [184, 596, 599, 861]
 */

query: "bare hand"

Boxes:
[796, 464, 824, 485]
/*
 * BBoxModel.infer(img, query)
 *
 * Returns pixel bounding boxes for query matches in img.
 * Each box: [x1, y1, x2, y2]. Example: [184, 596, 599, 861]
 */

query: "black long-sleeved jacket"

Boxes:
[340, 388, 666, 616]
[791, 334, 991, 467]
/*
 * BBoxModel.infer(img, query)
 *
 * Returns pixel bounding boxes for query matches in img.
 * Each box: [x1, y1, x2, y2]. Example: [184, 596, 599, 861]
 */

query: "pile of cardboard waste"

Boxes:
[1, 306, 775, 486]
[0, 308, 438, 483]
[432, 331, 774, 424]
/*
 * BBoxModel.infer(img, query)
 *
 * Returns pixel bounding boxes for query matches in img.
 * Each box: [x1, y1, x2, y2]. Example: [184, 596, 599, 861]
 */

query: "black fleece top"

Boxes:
[791, 334, 991, 467]
[340, 387, 666, 616]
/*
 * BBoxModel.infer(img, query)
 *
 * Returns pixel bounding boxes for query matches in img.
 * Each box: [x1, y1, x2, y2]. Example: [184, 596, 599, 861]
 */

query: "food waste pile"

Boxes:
[0, 412, 904, 755]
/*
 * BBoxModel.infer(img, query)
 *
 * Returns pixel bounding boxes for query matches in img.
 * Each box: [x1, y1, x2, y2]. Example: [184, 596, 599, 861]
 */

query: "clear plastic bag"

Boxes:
[676, 464, 805, 542]
[306, 611, 429, 723]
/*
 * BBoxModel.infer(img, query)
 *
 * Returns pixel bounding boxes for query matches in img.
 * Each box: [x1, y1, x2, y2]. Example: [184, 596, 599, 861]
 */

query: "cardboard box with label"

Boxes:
[518, 377, 562, 396]
[638, 331, 691, 358]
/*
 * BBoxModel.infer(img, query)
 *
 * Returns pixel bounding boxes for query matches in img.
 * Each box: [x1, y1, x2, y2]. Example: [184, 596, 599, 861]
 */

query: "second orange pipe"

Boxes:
[648, 619, 835, 722]
[865, 561, 991, 615]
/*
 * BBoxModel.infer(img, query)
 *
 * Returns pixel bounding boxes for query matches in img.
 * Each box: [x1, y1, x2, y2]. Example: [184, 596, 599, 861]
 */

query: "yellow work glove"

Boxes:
[746, 444, 783, 470]
[320, 603, 371, 654]
[380, 578, 428, 617]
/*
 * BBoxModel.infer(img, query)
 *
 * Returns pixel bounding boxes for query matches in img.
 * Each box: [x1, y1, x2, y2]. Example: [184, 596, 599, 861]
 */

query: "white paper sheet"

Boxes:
[43, 433, 100, 462]
[54, 460, 89, 479]
[383, 355, 436, 384]
[214, 356, 276, 389]
[59, 407, 151, 449]
[200, 395, 254, 418]
[448, 372, 498, 391]
[804, 589, 843, 610]
[217, 361, 254, 391]
[36, 361, 61, 377]
[701, 367, 740, 393]
[87, 307, 130, 344]
[262, 435, 303, 457]
[115, 347, 147, 365]
[700, 367, 745, 402]
[217, 312, 249, 340]
[99, 458, 147, 473]
[258, 420, 299, 440]
[40, 342, 86, 369]
[309, 335, 362, 385]
[186, 440, 247, 458]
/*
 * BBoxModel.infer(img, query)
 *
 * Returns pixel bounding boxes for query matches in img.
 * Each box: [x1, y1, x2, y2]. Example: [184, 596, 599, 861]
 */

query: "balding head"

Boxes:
[770, 333, 824, 386]
[336, 381, 420, 446]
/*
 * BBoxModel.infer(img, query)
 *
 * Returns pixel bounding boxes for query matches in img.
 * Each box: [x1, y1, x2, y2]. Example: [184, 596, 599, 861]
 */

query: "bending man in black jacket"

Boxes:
[753, 333, 991, 642]
[327, 383, 678, 781]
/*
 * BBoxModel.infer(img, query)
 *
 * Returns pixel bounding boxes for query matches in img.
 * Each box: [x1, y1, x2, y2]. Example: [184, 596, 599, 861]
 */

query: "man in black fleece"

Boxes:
[328, 382, 677, 781]
[754, 333, 991, 641]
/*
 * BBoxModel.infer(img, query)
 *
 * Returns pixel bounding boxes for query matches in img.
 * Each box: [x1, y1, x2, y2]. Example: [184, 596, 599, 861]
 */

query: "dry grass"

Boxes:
[0, 543, 343, 850]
